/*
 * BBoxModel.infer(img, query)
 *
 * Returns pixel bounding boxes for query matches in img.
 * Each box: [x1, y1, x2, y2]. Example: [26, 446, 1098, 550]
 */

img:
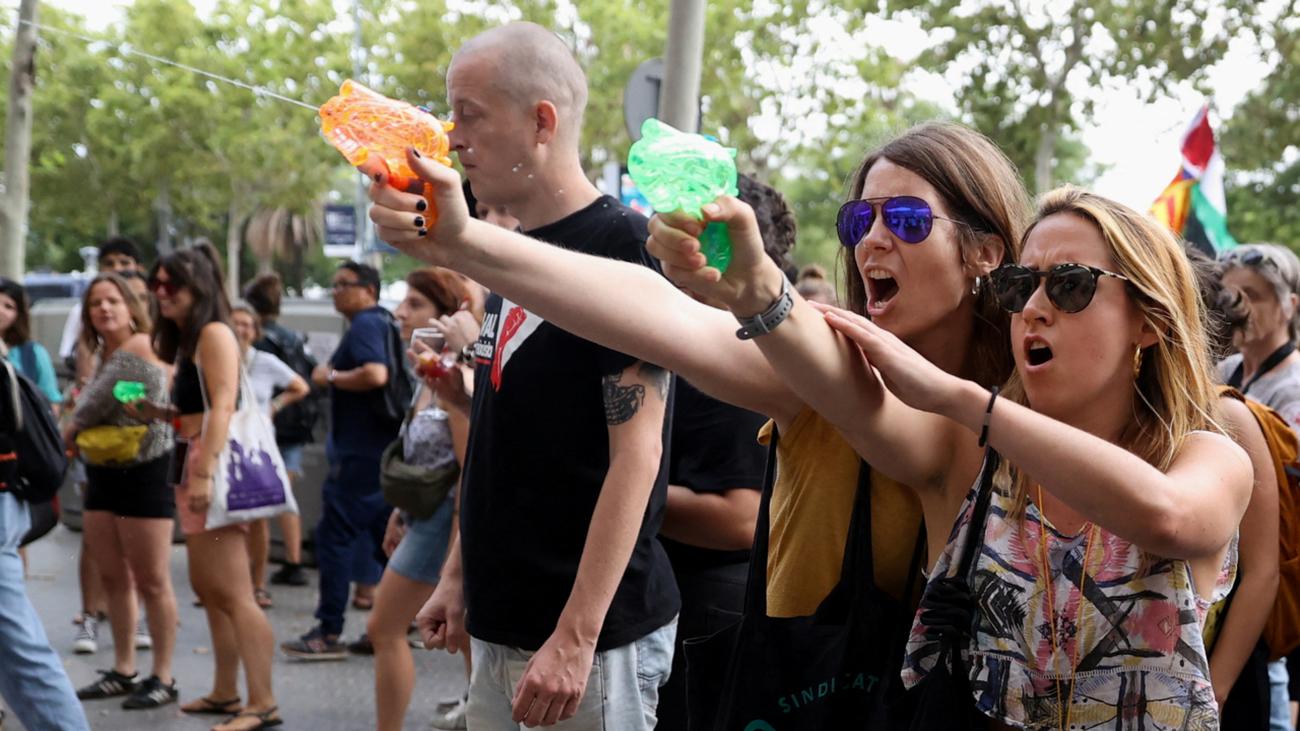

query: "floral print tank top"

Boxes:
[901, 464, 1236, 730]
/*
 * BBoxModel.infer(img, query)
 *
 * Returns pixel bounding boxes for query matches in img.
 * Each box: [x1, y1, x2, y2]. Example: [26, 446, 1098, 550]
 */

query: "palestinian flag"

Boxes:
[1150, 106, 1237, 254]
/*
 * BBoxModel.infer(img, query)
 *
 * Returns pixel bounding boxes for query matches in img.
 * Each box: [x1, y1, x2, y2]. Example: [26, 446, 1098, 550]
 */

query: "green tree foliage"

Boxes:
[876, 0, 1261, 194]
[1220, 2, 1299, 249]
[6, 0, 929, 281]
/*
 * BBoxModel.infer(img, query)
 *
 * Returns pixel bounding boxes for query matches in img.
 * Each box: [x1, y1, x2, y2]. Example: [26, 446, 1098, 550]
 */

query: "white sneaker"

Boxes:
[430, 693, 468, 730]
[73, 616, 99, 654]
[135, 617, 152, 650]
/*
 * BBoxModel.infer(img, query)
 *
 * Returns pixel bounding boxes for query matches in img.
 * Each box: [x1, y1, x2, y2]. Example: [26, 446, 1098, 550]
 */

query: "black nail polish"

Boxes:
[415, 199, 427, 212]
[414, 216, 425, 228]
[418, 228, 428, 237]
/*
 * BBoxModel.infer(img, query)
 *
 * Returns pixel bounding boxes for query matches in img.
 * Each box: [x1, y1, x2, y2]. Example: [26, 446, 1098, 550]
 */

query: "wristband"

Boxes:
[978, 386, 1000, 448]
[735, 277, 794, 340]
[327, 368, 338, 384]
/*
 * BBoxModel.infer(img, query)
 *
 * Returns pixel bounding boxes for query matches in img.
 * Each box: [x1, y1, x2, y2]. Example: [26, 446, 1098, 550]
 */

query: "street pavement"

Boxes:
[6, 525, 467, 730]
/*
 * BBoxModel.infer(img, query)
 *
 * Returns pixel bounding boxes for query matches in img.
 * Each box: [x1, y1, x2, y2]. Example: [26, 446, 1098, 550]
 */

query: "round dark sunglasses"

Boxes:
[836, 196, 969, 248]
[990, 263, 1130, 314]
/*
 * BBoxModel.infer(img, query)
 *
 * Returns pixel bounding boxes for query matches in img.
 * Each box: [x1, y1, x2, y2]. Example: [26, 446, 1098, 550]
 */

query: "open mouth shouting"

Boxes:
[1023, 335, 1055, 369]
[864, 268, 899, 316]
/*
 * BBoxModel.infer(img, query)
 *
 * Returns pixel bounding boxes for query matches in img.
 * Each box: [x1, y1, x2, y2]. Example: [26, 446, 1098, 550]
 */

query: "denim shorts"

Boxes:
[387, 497, 454, 586]
[279, 443, 305, 476]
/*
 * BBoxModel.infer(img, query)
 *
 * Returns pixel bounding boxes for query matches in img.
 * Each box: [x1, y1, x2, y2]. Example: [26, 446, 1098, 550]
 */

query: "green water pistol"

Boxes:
[627, 118, 739, 272]
[113, 380, 147, 404]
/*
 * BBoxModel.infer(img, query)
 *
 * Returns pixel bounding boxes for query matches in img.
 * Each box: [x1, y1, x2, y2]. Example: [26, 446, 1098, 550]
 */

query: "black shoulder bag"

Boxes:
[683, 428, 927, 730]
[903, 450, 1000, 731]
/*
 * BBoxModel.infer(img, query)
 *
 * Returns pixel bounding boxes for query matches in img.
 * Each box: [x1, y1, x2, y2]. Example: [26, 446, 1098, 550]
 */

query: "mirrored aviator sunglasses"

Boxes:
[837, 196, 938, 248]
[990, 263, 1130, 314]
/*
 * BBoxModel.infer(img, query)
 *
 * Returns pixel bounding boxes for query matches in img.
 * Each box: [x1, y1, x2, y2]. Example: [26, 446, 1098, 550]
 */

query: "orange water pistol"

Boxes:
[319, 80, 454, 224]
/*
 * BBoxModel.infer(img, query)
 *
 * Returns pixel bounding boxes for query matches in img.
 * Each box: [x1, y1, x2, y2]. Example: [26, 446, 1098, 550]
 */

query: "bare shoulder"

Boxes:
[197, 321, 238, 351]
[1177, 428, 1253, 479]
[120, 333, 158, 361]
[1215, 395, 1256, 435]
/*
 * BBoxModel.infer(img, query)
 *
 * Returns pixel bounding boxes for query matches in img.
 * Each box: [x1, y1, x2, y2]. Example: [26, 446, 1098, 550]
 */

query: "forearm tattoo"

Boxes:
[603, 372, 645, 425]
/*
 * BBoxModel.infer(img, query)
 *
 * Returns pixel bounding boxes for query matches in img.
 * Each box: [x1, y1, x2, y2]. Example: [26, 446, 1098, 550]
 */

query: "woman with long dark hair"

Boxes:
[128, 245, 281, 731]
[0, 278, 62, 406]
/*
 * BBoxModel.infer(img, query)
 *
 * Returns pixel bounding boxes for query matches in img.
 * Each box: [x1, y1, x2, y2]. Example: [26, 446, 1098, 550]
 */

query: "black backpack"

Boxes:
[370, 310, 415, 426]
[255, 324, 321, 445]
[0, 356, 68, 504]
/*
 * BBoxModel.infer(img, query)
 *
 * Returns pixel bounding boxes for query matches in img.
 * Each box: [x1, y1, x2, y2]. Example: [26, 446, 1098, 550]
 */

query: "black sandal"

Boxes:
[181, 696, 243, 715]
[214, 705, 282, 731]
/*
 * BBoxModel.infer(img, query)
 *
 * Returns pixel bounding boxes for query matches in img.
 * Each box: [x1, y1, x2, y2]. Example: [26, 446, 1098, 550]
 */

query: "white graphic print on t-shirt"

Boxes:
[472, 298, 543, 391]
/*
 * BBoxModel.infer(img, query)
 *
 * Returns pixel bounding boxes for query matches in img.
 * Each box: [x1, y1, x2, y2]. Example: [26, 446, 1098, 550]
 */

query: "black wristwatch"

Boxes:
[456, 344, 475, 366]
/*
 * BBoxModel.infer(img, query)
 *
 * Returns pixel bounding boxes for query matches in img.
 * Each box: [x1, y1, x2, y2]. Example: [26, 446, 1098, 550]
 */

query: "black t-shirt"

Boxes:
[460, 195, 681, 652]
[661, 377, 769, 571]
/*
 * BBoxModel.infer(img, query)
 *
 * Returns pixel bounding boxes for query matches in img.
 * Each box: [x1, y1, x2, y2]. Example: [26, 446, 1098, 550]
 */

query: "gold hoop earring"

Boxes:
[1132, 344, 1143, 378]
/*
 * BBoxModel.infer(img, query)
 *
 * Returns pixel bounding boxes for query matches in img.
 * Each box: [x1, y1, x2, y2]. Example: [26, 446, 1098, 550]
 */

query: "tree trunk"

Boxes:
[1034, 122, 1056, 196]
[288, 239, 304, 295]
[1, 0, 39, 280]
[226, 197, 243, 300]
[107, 208, 119, 237]
[154, 183, 174, 256]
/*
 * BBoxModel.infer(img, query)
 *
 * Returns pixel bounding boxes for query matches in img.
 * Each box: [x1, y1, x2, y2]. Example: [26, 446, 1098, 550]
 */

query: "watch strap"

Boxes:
[735, 277, 794, 340]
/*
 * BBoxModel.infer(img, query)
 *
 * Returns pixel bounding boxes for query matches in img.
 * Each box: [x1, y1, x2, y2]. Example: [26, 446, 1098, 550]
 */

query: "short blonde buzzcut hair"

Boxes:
[452, 22, 589, 141]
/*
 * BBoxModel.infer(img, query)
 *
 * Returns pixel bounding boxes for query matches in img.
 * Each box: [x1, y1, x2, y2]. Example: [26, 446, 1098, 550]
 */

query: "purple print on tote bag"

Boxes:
[198, 355, 298, 530]
[225, 440, 287, 511]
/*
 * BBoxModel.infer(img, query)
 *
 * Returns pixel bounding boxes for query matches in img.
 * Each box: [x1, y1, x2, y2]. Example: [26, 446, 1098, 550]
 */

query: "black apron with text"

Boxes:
[683, 430, 923, 730]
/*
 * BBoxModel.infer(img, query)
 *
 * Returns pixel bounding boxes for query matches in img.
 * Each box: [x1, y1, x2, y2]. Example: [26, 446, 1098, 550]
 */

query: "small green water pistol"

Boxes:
[113, 381, 146, 404]
[627, 118, 739, 272]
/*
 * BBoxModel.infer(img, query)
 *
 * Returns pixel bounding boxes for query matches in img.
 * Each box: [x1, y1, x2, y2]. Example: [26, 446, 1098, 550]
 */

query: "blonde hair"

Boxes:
[79, 273, 152, 353]
[997, 186, 1222, 518]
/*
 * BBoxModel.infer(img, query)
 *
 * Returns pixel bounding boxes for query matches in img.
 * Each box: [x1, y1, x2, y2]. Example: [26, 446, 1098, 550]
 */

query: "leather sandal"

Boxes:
[213, 705, 282, 731]
[181, 696, 243, 715]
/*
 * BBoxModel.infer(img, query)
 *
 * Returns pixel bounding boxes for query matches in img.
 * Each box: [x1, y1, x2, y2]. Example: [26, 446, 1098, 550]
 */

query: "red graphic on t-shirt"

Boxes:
[491, 306, 528, 390]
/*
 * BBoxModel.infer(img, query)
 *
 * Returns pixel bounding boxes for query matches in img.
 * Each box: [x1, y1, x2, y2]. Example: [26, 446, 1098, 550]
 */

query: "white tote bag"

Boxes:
[197, 356, 298, 530]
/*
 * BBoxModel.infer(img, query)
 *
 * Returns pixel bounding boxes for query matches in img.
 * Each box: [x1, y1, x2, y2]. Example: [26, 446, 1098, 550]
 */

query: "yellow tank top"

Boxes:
[759, 408, 924, 617]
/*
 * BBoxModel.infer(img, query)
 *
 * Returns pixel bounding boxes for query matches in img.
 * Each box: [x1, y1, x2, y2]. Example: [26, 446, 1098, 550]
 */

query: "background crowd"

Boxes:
[1, 16, 1299, 731]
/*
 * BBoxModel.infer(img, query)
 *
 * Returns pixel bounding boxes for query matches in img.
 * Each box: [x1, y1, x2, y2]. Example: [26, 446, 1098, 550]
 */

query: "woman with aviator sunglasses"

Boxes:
[367, 121, 1030, 725]
[132, 246, 282, 731]
[740, 186, 1246, 729]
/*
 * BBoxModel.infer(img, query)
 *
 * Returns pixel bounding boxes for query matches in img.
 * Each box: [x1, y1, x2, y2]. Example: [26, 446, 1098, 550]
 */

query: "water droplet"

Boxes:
[511, 165, 521, 173]
[557, 189, 564, 195]
[527, 173, 534, 179]
[466, 147, 475, 154]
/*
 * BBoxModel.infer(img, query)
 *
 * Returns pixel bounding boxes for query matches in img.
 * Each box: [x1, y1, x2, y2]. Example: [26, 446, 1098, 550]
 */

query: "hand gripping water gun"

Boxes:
[319, 80, 455, 223]
[627, 118, 739, 272]
[112, 381, 146, 404]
